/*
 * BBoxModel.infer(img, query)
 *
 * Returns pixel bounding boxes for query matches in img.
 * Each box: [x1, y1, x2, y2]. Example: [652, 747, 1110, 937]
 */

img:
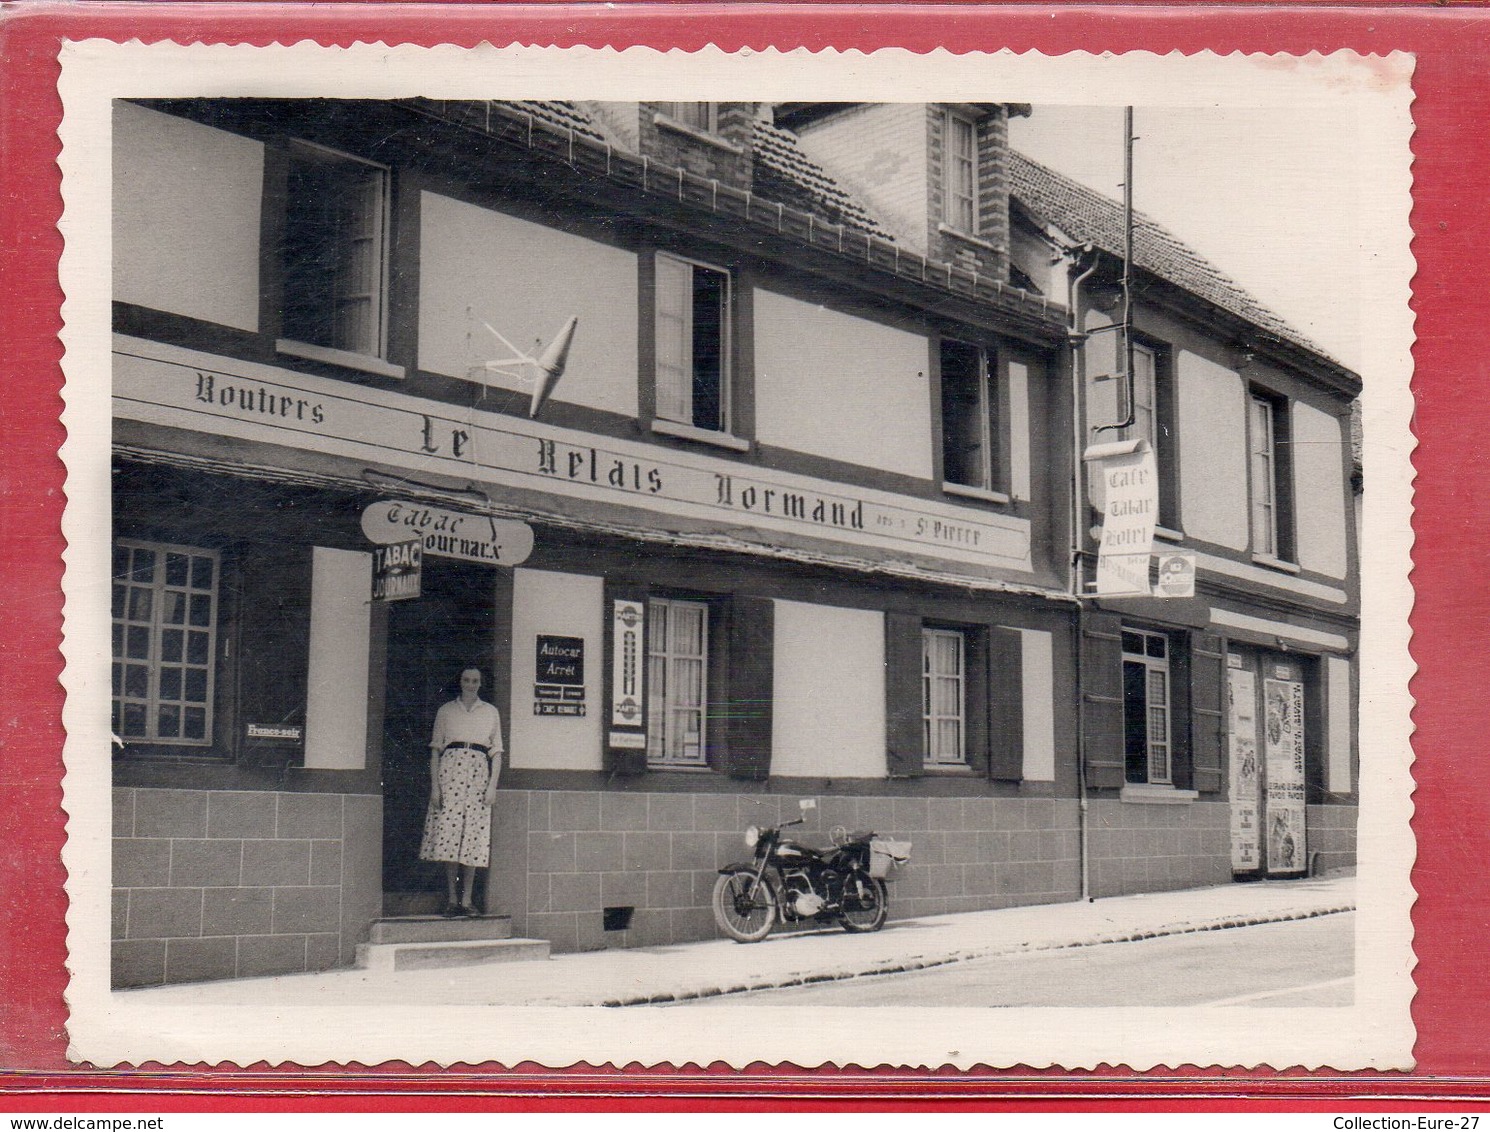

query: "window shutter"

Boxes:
[884, 612, 925, 778]
[722, 596, 773, 780]
[654, 255, 691, 423]
[1081, 610, 1126, 789]
[1190, 630, 1227, 793]
[604, 586, 649, 776]
[987, 626, 1024, 782]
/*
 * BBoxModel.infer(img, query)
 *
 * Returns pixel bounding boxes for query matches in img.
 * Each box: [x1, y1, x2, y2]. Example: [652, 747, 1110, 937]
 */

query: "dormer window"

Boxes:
[944, 110, 979, 234]
[659, 102, 719, 134]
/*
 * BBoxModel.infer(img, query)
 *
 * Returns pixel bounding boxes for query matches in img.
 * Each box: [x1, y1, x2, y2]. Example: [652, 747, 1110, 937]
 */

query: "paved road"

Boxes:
[670, 911, 1354, 1008]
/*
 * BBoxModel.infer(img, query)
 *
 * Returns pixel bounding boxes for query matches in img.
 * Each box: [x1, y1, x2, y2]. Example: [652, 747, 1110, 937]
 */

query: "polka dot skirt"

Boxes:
[418, 748, 492, 868]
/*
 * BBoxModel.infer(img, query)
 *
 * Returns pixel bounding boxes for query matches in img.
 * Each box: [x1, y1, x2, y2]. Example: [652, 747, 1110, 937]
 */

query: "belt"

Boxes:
[444, 742, 491, 756]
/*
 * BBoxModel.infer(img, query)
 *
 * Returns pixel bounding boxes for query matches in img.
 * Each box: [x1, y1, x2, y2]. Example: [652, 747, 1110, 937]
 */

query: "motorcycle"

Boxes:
[711, 798, 908, 943]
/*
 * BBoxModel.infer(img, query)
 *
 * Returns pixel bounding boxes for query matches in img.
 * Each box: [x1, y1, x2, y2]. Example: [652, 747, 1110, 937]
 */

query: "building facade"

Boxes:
[108, 98, 1357, 987]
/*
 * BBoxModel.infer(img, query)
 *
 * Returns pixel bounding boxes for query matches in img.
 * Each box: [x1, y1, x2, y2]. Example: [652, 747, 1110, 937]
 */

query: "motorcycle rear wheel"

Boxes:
[839, 873, 888, 933]
[712, 869, 779, 943]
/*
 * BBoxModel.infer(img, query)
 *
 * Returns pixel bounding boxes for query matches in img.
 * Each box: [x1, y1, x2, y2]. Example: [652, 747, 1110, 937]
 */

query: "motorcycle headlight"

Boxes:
[744, 825, 760, 848]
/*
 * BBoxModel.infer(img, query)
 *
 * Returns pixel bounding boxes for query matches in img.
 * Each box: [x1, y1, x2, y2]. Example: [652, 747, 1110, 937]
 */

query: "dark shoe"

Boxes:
[459, 903, 480, 918]
[441, 902, 462, 918]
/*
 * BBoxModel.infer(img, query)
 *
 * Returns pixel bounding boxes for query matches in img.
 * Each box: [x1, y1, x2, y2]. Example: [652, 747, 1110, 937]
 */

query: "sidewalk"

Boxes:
[122, 873, 1354, 1008]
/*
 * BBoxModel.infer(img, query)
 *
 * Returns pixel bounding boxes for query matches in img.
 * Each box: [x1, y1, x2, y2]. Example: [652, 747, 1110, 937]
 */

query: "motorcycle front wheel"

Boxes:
[712, 869, 779, 943]
[839, 872, 888, 933]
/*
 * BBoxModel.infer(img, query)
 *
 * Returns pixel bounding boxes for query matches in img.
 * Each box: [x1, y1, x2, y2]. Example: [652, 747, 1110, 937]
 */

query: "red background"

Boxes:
[1, 0, 1484, 1108]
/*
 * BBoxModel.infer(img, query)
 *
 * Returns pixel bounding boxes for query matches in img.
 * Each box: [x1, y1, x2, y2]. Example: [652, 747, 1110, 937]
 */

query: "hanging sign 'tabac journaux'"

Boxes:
[361, 500, 534, 567]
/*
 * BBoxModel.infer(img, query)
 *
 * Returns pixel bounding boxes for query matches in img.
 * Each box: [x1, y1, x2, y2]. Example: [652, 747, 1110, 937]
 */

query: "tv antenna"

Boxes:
[476, 315, 579, 419]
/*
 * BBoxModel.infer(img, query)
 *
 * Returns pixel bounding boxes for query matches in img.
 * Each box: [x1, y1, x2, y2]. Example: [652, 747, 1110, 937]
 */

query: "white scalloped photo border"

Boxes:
[57, 37, 1417, 1071]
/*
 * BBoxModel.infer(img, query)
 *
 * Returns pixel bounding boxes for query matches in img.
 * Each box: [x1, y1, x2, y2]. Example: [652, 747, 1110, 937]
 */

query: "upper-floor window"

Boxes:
[654, 253, 732, 435]
[113, 540, 219, 746]
[659, 103, 719, 134]
[647, 597, 710, 768]
[1248, 390, 1295, 562]
[1112, 339, 1178, 527]
[1121, 341, 1158, 450]
[281, 142, 390, 362]
[1121, 627, 1171, 786]
[923, 628, 967, 767]
[944, 110, 979, 234]
[940, 338, 1003, 497]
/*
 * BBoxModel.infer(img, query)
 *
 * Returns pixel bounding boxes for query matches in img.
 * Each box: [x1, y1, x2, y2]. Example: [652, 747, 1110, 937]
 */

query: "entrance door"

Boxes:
[382, 558, 496, 904]
[1228, 650, 1308, 877]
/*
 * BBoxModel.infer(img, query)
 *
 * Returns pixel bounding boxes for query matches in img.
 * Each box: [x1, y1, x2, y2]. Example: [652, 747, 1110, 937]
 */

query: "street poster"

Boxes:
[1264, 677, 1308, 873]
[1228, 665, 1261, 872]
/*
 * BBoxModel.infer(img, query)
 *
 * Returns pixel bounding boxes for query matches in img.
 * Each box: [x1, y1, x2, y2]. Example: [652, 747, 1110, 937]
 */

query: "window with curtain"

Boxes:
[647, 597, 709, 768]
[1121, 627, 1171, 785]
[923, 628, 967, 767]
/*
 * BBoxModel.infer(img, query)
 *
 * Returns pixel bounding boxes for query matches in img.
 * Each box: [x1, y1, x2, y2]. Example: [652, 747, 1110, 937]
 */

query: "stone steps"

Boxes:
[371, 914, 516, 944]
[357, 915, 551, 972]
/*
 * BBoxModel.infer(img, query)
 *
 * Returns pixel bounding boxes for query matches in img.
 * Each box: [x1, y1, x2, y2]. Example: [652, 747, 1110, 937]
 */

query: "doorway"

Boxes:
[381, 558, 497, 907]
[1227, 648, 1309, 878]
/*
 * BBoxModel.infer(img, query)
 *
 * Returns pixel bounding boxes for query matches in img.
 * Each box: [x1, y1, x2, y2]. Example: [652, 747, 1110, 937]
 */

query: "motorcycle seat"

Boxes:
[774, 840, 827, 861]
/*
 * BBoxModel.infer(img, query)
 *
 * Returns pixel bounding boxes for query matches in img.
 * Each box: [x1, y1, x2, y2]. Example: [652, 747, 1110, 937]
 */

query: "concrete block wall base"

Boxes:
[489, 789, 1083, 954]
[112, 787, 382, 989]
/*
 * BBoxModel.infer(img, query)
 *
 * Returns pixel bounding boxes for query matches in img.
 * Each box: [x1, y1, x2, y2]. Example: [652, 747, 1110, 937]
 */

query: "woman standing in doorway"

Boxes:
[419, 666, 503, 917]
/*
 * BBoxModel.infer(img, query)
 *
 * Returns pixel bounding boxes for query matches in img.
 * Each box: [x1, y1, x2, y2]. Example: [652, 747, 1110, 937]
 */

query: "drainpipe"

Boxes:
[1066, 243, 1098, 903]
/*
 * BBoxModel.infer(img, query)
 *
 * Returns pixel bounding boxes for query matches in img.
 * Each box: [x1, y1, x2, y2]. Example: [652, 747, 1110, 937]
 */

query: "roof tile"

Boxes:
[1009, 150, 1332, 362]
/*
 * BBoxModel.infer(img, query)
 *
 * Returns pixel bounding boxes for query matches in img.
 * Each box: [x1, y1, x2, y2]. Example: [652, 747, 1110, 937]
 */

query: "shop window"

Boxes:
[923, 627, 968, 767]
[654, 253, 732, 435]
[658, 102, 719, 134]
[1121, 627, 1171, 785]
[647, 597, 710, 768]
[112, 541, 219, 745]
[940, 339, 1004, 496]
[1249, 390, 1296, 562]
[279, 142, 390, 362]
[943, 110, 979, 235]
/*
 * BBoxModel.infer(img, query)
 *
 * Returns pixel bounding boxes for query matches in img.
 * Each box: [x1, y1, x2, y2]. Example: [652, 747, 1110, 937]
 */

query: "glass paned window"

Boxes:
[282, 144, 390, 358]
[945, 112, 978, 233]
[1118, 341, 1159, 451]
[940, 339, 999, 492]
[1122, 627, 1171, 785]
[1249, 392, 1279, 557]
[654, 253, 730, 433]
[661, 102, 718, 133]
[647, 598, 709, 767]
[111, 541, 219, 746]
[923, 628, 967, 767]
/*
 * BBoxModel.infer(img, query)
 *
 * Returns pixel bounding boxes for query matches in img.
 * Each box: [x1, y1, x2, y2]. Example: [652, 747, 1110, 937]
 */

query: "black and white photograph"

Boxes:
[57, 40, 1416, 1069]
